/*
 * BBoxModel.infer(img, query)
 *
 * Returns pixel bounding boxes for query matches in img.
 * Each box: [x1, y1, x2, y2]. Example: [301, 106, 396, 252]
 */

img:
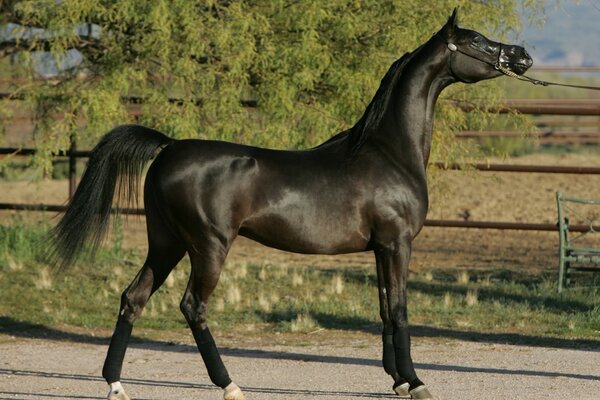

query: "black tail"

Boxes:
[50, 125, 174, 269]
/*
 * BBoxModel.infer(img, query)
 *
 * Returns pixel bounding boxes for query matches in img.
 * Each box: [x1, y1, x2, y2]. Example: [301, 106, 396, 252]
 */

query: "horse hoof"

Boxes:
[224, 383, 245, 400]
[393, 382, 410, 397]
[409, 385, 434, 399]
[107, 390, 130, 400]
[107, 382, 130, 400]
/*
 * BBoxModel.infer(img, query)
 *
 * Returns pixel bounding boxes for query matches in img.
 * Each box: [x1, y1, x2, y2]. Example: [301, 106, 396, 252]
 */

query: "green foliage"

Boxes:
[0, 157, 78, 180]
[1, 1, 540, 176]
[0, 157, 34, 181]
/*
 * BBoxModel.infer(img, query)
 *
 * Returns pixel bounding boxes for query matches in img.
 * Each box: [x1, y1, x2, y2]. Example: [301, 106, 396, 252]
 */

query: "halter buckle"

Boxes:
[447, 43, 457, 52]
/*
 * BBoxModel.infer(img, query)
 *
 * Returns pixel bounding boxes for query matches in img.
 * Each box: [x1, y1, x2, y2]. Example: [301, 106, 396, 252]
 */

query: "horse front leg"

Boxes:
[375, 237, 433, 400]
[375, 251, 405, 395]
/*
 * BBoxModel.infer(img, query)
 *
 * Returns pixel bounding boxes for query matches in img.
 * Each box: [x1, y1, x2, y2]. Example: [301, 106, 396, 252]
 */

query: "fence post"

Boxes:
[68, 134, 77, 200]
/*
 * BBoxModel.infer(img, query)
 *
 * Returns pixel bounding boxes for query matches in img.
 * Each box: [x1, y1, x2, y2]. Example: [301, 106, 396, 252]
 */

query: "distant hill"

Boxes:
[518, 2, 600, 67]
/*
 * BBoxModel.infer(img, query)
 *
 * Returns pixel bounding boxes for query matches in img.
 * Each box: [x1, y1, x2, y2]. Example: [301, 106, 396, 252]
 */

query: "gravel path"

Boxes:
[1, 333, 599, 400]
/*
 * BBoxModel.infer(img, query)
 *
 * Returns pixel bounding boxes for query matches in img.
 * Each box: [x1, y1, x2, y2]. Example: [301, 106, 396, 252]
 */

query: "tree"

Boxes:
[0, 1, 541, 175]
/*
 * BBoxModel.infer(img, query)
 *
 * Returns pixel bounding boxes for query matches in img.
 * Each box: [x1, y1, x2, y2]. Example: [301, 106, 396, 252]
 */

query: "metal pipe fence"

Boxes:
[2, 147, 600, 232]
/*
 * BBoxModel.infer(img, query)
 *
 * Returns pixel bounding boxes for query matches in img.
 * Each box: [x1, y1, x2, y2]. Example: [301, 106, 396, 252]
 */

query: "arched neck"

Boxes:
[368, 40, 455, 173]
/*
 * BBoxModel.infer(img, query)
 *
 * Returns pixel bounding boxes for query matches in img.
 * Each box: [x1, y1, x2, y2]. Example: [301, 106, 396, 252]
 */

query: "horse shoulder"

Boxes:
[369, 171, 428, 244]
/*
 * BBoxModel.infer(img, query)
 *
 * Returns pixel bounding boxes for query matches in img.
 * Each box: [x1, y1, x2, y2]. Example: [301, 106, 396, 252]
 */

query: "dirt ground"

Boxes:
[2, 152, 600, 399]
[1, 331, 599, 400]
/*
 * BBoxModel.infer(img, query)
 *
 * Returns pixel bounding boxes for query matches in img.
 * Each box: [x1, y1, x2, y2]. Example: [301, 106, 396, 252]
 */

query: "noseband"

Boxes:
[436, 33, 600, 91]
[435, 34, 513, 75]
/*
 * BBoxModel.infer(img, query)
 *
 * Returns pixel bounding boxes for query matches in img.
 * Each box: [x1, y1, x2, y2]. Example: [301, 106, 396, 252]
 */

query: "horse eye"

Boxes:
[469, 34, 496, 55]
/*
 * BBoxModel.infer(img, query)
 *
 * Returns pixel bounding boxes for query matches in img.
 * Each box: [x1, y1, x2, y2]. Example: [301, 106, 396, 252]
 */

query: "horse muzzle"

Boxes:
[498, 45, 533, 75]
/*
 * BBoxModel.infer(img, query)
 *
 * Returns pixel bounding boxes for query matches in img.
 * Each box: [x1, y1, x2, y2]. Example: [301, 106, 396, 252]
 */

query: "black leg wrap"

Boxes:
[409, 377, 425, 390]
[102, 320, 133, 383]
[393, 328, 418, 384]
[193, 327, 232, 389]
[382, 333, 400, 379]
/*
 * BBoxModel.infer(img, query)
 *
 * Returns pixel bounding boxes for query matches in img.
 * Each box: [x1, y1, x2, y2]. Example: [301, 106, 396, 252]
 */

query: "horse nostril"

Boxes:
[523, 50, 533, 64]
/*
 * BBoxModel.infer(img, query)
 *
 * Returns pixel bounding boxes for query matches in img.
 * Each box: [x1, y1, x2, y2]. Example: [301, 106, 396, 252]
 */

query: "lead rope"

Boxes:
[495, 61, 600, 91]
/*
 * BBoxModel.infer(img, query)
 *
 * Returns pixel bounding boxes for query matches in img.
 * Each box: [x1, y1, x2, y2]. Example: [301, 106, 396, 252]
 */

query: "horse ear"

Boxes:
[439, 7, 458, 38]
[449, 8, 458, 27]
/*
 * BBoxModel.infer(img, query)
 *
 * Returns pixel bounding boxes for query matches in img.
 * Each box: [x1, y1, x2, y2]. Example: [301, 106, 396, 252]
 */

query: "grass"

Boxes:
[0, 216, 50, 268]
[1, 220, 600, 341]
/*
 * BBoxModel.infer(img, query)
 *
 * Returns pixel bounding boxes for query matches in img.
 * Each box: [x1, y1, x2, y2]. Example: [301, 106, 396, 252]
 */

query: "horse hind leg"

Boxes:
[180, 242, 244, 400]
[103, 207, 186, 400]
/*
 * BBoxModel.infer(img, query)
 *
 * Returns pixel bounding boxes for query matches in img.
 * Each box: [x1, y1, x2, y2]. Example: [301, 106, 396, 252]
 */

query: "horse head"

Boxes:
[437, 8, 533, 83]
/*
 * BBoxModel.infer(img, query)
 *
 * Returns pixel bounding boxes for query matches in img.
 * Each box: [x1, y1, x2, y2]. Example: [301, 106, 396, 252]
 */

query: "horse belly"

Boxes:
[240, 195, 370, 254]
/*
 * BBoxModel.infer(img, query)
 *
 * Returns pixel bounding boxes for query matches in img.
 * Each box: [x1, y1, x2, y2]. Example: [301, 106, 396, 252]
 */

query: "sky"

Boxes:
[517, 0, 600, 66]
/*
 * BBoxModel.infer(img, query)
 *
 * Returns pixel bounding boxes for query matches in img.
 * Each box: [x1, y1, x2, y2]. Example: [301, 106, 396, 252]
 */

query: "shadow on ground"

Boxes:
[1, 315, 599, 353]
[0, 367, 397, 399]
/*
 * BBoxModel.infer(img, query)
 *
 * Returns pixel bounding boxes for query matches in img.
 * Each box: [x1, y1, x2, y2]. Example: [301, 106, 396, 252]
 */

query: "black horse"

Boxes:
[51, 9, 532, 400]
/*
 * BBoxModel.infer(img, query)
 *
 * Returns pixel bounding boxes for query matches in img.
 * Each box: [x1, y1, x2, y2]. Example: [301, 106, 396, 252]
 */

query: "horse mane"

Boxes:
[347, 49, 418, 155]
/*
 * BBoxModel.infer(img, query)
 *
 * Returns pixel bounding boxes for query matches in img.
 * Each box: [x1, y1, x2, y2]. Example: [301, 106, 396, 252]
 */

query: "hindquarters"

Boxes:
[145, 140, 261, 253]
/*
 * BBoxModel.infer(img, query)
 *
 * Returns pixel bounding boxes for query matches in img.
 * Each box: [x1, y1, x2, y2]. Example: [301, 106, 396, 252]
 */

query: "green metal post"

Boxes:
[556, 192, 567, 292]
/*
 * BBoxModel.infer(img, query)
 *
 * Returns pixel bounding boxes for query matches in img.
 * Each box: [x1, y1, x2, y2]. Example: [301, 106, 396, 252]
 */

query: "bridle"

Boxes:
[438, 34, 600, 91]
